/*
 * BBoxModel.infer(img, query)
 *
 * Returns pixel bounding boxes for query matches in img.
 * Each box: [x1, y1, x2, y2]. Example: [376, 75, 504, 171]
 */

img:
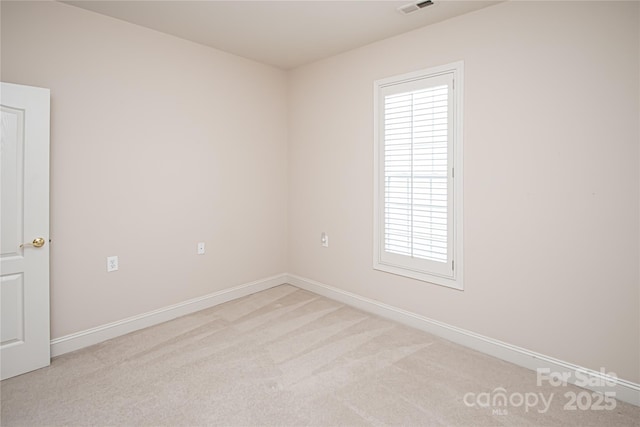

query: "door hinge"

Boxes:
[452, 260, 454, 270]
[452, 167, 455, 178]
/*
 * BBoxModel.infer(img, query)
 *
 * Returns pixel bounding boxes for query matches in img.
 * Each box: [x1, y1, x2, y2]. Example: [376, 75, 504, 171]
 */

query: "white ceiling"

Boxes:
[63, 1, 499, 69]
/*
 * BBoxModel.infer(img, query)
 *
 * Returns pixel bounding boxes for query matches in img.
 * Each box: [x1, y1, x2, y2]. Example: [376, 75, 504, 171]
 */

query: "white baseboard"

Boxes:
[50, 271, 639, 407]
[50, 273, 287, 357]
[286, 273, 640, 407]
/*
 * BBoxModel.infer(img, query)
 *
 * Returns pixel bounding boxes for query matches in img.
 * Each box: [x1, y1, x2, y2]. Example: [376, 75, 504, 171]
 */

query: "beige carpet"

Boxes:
[1, 285, 638, 426]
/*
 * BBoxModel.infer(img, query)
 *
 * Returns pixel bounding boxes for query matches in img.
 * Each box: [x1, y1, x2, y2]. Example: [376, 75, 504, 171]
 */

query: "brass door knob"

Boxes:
[20, 237, 46, 248]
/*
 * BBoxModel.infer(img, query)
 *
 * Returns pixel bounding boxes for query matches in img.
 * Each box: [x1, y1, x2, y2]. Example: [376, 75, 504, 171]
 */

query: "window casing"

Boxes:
[373, 62, 463, 290]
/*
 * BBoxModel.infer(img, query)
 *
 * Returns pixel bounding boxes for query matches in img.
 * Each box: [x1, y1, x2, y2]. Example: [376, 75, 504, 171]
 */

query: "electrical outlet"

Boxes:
[321, 232, 329, 247]
[197, 242, 205, 255]
[107, 256, 118, 272]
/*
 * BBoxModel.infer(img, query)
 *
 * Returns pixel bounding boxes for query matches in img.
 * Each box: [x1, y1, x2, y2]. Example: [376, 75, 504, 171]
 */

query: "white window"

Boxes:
[373, 62, 463, 290]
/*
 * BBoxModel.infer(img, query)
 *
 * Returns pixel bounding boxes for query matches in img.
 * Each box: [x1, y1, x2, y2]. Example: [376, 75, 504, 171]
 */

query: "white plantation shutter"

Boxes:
[374, 63, 463, 289]
[384, 83, 450, 262]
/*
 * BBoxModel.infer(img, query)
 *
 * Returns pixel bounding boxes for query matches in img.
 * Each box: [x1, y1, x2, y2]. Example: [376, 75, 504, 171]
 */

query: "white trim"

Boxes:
[49, 272, 639, 407]
[373, 61, 464, 290]
[286, 273, 640, 407]
[50, 274, 287, 357]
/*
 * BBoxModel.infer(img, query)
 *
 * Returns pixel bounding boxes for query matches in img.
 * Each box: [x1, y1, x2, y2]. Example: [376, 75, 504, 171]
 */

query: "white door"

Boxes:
[1, 82, 50, 380]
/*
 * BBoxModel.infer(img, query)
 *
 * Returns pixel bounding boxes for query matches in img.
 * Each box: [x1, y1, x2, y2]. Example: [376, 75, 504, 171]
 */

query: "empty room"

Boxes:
[1, 0, 639, 425]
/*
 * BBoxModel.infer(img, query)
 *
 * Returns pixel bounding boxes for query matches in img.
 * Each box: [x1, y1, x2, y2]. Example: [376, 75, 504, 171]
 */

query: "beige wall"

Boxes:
[1, 1, 288, 338]
[288, 1, 640, 382]
[2, 0, 639, 384]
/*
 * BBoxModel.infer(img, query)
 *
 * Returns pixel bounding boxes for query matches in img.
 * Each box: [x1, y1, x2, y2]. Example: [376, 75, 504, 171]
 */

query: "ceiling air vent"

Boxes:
[397, 0, 434, 15]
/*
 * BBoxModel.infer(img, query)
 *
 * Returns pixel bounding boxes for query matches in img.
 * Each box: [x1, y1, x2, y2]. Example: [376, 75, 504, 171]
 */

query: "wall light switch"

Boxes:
[107, 256, 118, 272]
[321, 232, 329, 247]
[197, 242, 205, 255]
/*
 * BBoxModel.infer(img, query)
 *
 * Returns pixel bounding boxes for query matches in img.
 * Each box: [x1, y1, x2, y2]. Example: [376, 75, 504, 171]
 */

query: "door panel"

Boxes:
[0, 82, 50, 380]
[1, 273, 24, 345]
[1, 105, 24, 257]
